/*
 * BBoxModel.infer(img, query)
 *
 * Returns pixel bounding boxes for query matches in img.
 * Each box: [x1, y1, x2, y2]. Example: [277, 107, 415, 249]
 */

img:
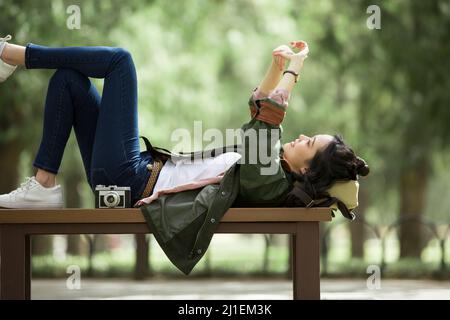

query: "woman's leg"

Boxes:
[0, 42, 25, 66]
[0, 66, 100, 209]
[33, 68, 101, 190]
[85, 47, 152, 203]
[22, 43, 151, 202]
[2, 44, 58, 187]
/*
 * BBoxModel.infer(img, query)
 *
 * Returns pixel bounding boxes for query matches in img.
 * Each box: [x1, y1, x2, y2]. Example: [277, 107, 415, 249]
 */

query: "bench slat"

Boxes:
[0, 208, 331, 224]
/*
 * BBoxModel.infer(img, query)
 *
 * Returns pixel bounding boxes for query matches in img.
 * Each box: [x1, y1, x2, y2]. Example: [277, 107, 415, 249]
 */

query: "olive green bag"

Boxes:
[285, 179, 360, 220]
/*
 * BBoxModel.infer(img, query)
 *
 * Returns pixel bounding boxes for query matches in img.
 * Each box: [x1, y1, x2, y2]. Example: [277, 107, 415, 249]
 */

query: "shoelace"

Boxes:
[10, 177, 37, 195]
[0, 35, 12, 43]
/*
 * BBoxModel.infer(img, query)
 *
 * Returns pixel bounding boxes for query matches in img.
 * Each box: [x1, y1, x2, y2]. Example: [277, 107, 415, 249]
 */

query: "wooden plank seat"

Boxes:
[0, 207, 332, 300]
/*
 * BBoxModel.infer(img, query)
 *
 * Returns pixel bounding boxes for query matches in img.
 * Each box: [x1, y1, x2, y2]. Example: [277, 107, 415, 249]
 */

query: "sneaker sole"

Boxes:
[0, 62, 17, 82]
[0, 203, 64, 209]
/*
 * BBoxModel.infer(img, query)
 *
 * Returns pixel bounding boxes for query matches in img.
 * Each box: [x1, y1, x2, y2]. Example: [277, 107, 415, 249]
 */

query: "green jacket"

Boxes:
[139, 95, 294, 275]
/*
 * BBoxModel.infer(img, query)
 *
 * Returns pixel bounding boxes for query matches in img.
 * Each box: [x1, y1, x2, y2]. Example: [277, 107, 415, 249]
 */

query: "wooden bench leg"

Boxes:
[25, 234, 31, 299]
[0, 225, 31, 300]
[292, 222, 320, 300]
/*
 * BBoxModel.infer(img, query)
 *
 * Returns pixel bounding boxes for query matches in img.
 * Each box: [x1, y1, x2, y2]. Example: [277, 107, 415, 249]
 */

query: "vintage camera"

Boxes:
[95, 185, 131, 208]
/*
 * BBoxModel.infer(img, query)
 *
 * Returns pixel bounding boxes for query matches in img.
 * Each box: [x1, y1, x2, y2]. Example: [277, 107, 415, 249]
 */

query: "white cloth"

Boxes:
[153, 152, 242, 194]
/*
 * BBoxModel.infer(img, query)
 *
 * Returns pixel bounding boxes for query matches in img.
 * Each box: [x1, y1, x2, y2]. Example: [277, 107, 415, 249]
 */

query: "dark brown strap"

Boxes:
[140, 136, 172, 162]
[335, 199, 356, 220]
[140, 135, 153, 153]
[291, 182, 355, 220]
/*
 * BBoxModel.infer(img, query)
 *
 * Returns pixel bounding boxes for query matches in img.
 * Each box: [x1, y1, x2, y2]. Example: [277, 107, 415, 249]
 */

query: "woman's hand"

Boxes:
[272, 44, 294, 71]
[290, 40, 307, 52]
[273, 41, 309, 68]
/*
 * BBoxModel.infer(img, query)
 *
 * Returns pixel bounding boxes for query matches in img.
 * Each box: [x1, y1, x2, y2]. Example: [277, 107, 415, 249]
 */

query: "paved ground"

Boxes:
[31, 278, 450, 300]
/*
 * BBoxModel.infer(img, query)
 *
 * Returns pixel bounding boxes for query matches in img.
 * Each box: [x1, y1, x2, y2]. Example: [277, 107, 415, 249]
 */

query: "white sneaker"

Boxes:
[0, 176, 64, 209]
[0, 35, 17, 82]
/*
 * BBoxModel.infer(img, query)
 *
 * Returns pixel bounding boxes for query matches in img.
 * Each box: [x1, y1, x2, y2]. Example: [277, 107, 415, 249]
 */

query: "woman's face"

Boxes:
[282, 134, 334, 174]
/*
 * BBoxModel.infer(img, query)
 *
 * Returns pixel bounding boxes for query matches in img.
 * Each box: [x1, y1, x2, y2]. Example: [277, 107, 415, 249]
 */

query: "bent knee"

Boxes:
[112, 47, 132, 62]
[50, 68, 85, 84]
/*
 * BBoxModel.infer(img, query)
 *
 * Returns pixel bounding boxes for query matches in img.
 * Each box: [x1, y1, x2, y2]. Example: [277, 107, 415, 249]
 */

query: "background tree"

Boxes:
[1, 0, 449, 276]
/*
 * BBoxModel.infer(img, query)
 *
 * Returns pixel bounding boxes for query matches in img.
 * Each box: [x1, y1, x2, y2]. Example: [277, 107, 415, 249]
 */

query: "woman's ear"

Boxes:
[300, 167, 308, 175]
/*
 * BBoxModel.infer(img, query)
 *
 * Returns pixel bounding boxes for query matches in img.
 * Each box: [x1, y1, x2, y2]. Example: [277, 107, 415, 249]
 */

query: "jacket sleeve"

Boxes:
[237, 89, 291, 205]
[248, 87, 290, 125]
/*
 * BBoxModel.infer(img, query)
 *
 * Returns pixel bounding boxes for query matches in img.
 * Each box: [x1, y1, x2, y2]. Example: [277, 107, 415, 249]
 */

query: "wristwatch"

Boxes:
[283, 70, 299, 83]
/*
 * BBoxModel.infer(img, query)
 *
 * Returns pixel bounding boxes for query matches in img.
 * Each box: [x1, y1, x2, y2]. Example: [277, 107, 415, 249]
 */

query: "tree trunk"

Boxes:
[350, 218, 364, 258]
[32, 236, 54, 256]
[94, 235, 111, 252]
[286, 236, 292, 278]
[262, 235, 272, 274]
[64, 156, 85, 256]
[134, 234, 150, 279]
[0, 138, 22, 194]
[399, 158, 429, 258]
[66, 235, 85, 256]
[203, 247, 212, 276]
[350, 187, 368, 258]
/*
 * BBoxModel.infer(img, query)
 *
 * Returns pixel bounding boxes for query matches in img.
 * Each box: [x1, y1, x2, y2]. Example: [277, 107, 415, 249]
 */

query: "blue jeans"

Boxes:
[25, 44, 152, 205]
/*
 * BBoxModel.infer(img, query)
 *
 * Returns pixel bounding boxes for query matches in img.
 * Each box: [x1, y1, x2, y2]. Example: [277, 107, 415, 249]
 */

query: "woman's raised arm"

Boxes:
[256, 44, 294, 95]
[273, 41, 309, 95]
[246, 41, 309, 127]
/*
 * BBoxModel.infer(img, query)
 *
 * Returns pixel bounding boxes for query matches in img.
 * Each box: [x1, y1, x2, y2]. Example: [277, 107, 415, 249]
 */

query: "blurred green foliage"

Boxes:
[1, 0, 450, 271]
[31, 232, 449, 278]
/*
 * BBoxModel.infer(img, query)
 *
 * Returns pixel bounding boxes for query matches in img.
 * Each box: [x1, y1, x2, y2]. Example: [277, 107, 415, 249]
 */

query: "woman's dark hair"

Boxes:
[284, 134, 369, 206]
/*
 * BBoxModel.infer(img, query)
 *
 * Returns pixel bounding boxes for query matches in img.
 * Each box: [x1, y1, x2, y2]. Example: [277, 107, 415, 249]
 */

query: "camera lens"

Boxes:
[104, 191, 120, 208]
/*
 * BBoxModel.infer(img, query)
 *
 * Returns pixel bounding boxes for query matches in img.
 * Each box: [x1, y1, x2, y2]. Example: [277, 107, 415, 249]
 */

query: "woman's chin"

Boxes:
[283, 142, 291, 151]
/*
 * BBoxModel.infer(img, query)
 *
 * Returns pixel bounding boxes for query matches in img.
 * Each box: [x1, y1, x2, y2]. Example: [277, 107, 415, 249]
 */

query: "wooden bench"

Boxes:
[0, 207, 331, 300]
